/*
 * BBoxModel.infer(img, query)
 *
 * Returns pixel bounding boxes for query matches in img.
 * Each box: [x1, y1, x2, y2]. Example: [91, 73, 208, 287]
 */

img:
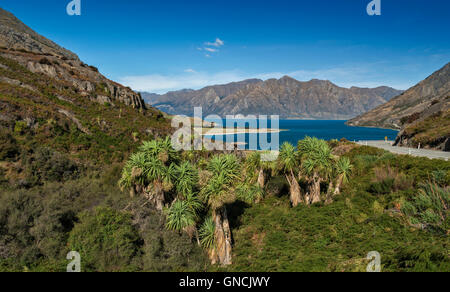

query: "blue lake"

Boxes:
[204, 120, 399, 150]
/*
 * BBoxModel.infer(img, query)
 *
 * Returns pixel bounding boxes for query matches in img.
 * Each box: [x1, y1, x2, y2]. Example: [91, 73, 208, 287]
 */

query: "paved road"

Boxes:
[356, 141, 450, 161]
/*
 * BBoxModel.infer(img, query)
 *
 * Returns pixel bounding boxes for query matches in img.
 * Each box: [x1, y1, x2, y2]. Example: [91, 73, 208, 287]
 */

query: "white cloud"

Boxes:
[120, 65, 413, 94]
[199, 38, 225, 57]
[205, 38, 224, 47]
[120, 70, 248, 94]
[204, 47, 218, 53]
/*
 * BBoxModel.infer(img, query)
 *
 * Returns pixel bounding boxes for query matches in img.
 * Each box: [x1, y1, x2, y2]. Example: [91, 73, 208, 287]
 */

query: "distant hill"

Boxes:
[143, 77, 402, 120]
[348, 63, 450, 151]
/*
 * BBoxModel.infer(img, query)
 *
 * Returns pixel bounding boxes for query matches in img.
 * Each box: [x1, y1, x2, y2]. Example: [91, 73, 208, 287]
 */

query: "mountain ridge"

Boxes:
[347, 62, 450, 150]
[143, 77, 403, 119]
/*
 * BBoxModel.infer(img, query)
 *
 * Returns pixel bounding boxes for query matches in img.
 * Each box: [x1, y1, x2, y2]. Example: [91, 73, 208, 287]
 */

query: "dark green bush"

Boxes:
[68, 207, 140, 272]
[0, 190, 42, 266]
[368, 179, 395, 195]
[130, 202, 208, 272]
[0, 128, 19, 161]
[25, 147, 79, 183]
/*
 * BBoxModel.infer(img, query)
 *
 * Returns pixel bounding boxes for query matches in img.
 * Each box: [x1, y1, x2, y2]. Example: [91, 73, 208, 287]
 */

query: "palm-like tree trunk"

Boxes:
[286, 170, 302, 207]
[129, 186, 136, 198]
[334, 175, 343, 196]
[145, 180, 165, 211]
[257, 168, 265, 189]
[213, 207, 233, 266]
[309, 173, 322, 204]
[325, 181, 334, 204]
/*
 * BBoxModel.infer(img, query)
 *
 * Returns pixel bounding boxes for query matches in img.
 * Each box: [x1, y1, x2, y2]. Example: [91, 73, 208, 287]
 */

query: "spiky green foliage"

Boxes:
[278, 142, 298, 173]
[244, 152, 262, 182]
[401, 182, 449, 229]
[199, 217, 216, 249]
[166, 200, 197, 231]
[184, 192, 204, 216]
[201, 154, 241, 209]
[298, 136, 323, 157]
[139, 137, 179, 165]
[236, 183, 264, 204]
[175, 162, 199, 197]
[207, 154, 240, 184]
[119, 138, 180, 193]
[202, 174, 236, 210]
[300, 138, 334, 179]
[335, 157, 353, 184]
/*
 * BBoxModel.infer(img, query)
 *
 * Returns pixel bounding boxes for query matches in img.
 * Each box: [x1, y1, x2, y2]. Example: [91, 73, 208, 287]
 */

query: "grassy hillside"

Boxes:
[1, 131, 449, 271]
[0, 53, 171, 165]
[0, 50, 210, 272]
[224, 148, 449, 272]
[398, 109, 450, 150]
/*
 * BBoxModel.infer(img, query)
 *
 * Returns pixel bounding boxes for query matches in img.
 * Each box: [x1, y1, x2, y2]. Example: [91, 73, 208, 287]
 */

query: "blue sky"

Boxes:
[1, 0, 449, 93]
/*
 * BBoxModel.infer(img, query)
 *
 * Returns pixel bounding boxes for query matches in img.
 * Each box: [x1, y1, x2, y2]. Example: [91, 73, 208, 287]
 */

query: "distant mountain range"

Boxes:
[348, 62, 450, 151]
[142, 78, 403, 119]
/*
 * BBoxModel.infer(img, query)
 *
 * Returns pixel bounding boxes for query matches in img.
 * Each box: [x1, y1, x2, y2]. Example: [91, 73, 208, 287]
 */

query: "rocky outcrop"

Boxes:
[57, 109, 91, 135]
[146, 77, 402, 119]
[0, 76, 36, 92]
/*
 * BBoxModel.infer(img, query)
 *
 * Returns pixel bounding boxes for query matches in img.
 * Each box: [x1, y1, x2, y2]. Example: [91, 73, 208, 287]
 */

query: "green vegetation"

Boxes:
[1, 128, 449, 272]
[402, 109, 450, 148]
[222, 145, 450, 272]
[0, 54, 170, 165]
[68, 207, 140, 272]
[118, 139, 264, 266]
[0, 53, 206, 272]
[0, 51, 448, 272]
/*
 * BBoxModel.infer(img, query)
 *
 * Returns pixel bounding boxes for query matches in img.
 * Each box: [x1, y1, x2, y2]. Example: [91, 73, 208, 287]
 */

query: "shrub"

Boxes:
[401, 182, 449, 231]
[0, 128, 19, 160]
[400, 112, 421, 125]
[68, 207, 140, 272]
[432, 170, 448, 186]
[0, 190, 42, 265]
[369, 179, 394, 195]
[25, 147, 79, 183]
[14, 121, 27, 134]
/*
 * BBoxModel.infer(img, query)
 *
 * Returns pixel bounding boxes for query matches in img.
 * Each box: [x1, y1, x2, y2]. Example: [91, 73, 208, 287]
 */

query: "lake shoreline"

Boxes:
[201, 127, 288, 136]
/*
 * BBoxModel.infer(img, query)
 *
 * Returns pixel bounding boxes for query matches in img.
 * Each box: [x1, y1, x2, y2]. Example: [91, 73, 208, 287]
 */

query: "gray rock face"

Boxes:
[27, 61, 57, 78]
[0, 7, 146, 110]
[145, 77, 402, 119]
[0, 76, 36, 92]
